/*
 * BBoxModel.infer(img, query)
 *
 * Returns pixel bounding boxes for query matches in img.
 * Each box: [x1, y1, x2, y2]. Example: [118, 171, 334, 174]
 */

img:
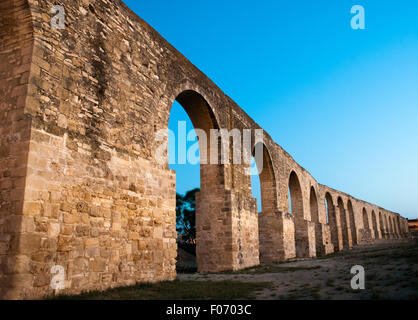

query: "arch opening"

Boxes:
[372, 210, 379, 239]
[169, 90, 224, 273]
[310, 187, 323, 256]
[250, 156, 262, 213]
[397, 216, 402, 237]
[347, 200, 357, 245]
[362, 208, 369, 230]
[389, 217, 394, 237]
[252, 143, 277, 214]
[392, 217, 397, 237]
[379, 212, 385, 239]
[289, 171, 309, 258]
[338, 198, 349, 249]
[253, 143, 279, 263]
[325, 193, 339, 251]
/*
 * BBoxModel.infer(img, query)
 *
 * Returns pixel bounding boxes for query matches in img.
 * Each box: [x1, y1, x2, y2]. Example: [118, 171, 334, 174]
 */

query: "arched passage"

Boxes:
[384, 215, 389, 238]
[362, 208, 370, 230]
[390, 217, 395, 237]
[347, 200, 357, 245]
[253, 143, 280, 263]
[289, 171, 309, 258]
[325, 193, 339, 252]
[250, 158, 262, 214]
[379, 212, 385, 239]
[253, 143, 277, 214]
[397, 216, 402, 237]
[392, 217, 398, 238]
[372, 210, 379, 239]
[337, 198, 349, 249]
[169, 90, 228, 272]
[310, 187, 323, 255]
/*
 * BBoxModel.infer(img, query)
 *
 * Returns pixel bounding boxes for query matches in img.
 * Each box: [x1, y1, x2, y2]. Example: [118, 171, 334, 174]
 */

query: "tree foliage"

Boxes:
[176, 188, 199, 243]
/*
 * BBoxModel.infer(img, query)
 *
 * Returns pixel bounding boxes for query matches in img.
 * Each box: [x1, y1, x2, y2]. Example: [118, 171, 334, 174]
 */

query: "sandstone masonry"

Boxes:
[0, 0, 410, 299]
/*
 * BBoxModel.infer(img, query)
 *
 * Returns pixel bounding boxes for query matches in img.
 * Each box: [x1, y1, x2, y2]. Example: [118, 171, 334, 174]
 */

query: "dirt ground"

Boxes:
[177, 240, 418, 300]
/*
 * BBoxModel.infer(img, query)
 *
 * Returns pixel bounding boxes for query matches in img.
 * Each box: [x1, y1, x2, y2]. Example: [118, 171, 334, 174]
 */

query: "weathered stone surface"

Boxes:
[0, 0, 409, 299]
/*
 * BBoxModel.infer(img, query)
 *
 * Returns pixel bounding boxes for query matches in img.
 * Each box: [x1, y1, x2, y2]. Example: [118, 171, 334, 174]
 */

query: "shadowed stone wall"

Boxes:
[0, 0, 409, 299]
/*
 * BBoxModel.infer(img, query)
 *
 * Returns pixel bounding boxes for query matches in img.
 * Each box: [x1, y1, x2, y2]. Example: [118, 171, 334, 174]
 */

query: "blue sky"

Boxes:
[124, 0, 418, 219]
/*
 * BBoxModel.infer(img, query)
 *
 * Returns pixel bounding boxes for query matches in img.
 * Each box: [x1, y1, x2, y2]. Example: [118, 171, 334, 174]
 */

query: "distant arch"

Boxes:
[389, 216, 394, 236]
[325, 193, 339, 251]
[396, 216, 402, 237]
[372, 210, 379, 239]
[337, 197, 349, 249]
[310, 187, 322, 255]
[289, 171, 309, 258]
[384, 215, 389, 237]
[362, 208, 369, 230]
[392, 217, 398, 237]
[379, 212, 385, 239]
[347, 200, 357, 245]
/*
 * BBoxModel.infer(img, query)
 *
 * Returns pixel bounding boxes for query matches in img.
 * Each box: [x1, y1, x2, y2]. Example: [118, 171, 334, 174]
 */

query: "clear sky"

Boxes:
[124, 0, 418, 219]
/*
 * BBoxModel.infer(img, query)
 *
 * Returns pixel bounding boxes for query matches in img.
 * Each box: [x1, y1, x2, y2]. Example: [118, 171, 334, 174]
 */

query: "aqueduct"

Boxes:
[0, 0, 410, 299]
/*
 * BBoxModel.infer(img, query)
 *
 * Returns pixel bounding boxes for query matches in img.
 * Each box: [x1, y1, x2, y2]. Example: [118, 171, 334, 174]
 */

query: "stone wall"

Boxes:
[0, 0, 34, 299]
[0, 0, 410, 299]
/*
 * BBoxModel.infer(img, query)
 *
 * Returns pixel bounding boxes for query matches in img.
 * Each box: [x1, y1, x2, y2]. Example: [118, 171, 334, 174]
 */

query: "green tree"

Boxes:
[176, 188, 199, 243]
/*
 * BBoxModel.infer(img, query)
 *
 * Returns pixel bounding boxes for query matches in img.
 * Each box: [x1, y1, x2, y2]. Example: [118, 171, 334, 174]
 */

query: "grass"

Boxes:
[284, 293, 302, 300]
[215, 264, 321, 275]
[50, 279, 273, 300]
[316, 251, 346, 260]
[309, 284, 322, 300]
[362, 244, 418, 264]
[280, 284, 322, 300]
[326, 279, 334, 287]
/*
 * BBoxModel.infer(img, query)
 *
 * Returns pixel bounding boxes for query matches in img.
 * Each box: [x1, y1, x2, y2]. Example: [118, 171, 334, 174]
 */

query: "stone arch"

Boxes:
[362, 208, 369, 229]
[389, 216, 394, 237]
[310, 186, 323, 255]
[337, 197, 349, 249]
[325, 193, 339, 252]
[167, 85, 222, 126]
[255, 142, 281, 263]
[397, 216, 402, 237]
[360, 208, 372, 244]
[393, 216, 397, 236]
[253, 143, 277, 213]
[397, 217, 401, 236]
[384, 215, 389, 238]
[392, 216, 398, 238]
[172, 90, 221, 164]
[371, 210, 379, 239]
[347, 200, 357, 245]
[379, 212, 385, 239]
[288, 171, 308, 258]
[169, 90, 228, 272]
